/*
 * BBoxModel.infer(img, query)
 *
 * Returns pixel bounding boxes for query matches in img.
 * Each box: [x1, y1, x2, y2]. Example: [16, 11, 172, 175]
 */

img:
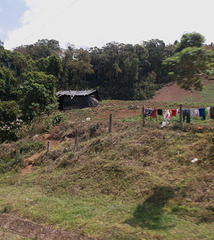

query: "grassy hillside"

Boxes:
[153, 80, 214, 104]
[0, 100, 214, 240]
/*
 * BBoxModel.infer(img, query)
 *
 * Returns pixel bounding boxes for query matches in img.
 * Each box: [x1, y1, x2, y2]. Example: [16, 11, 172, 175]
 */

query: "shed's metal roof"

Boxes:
[56, 90, 97, 97]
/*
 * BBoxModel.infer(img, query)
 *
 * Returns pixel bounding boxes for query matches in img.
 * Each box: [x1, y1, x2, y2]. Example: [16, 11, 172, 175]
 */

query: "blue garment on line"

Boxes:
[199, 108, 206, 120]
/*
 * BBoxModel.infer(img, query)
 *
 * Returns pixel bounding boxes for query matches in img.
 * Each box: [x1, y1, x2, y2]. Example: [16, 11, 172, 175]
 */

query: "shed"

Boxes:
[57, 90, 101, 110]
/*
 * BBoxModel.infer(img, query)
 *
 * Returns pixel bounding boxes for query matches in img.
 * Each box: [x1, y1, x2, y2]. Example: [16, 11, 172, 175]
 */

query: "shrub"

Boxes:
[51, 111, 66, 126]
[0, 101, 21, 142]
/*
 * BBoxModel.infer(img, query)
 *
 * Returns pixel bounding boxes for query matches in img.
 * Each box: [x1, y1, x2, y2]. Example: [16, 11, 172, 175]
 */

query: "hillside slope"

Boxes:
[0, 102, 214, 240]
[152, 80, 214, 103]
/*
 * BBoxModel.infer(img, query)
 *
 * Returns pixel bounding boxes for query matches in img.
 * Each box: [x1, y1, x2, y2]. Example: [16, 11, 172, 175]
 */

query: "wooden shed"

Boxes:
[57, 90, 101, 110]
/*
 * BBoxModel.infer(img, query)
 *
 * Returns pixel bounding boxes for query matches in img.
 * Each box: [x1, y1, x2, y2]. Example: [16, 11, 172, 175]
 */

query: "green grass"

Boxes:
[0, 179, 213, 239]
[182, 82, 214, 104]
[120, 112, 213, 127]
[200, 83, 214, 103]
[0, 102, 214, 239]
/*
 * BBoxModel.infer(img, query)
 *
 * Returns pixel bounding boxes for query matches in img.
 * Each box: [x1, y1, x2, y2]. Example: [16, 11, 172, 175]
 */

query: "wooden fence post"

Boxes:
[180, 104, 183, 130]
[74, 129, 78, 152]
[47, 141, 50, 154]
[142, 105, 145, 127]
[109, 113, 112, 133]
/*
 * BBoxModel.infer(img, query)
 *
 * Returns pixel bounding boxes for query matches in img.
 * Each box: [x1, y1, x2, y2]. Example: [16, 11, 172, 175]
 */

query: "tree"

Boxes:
[0, 101, 19, 142]
[0, 67, 17, 101]
[142, 39, 171, 84]
[18, 72, 57, 121]
[163, 32, 213, 90]
[15, 39, 62, 60]
[174, 32, 205, 52]
[46, 54, 62, 79]
[62, 48, 94, 90]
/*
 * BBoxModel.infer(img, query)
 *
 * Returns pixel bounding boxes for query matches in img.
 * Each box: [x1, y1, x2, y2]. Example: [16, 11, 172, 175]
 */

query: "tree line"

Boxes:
[0, 33, 213, 141]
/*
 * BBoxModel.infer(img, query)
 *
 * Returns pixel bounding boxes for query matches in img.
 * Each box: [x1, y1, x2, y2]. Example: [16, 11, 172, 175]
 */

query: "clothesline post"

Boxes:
[74, 129, 78, 152]
[180, 104, 183, 130]
[46, 141, 50, 155]
[142, 105, 145, 127]
[109, 113, 112, 133]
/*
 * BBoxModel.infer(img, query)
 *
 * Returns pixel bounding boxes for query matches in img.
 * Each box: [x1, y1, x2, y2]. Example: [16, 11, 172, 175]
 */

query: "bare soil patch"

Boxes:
[20, 134, 59, 176]
[0, 214, 93, 240]
[152, 80, 213, 102]
[152, 82, 200, 102]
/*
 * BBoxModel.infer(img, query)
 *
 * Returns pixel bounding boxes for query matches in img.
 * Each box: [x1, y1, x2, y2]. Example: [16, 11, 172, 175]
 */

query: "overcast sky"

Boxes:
[1, 0, 214, 50]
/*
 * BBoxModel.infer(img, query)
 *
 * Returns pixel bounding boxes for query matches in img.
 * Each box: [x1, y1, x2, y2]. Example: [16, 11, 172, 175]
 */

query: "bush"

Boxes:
[17, 139, 45, 156]
[0, 101, 21, 142]
[50, 111, 66, 126]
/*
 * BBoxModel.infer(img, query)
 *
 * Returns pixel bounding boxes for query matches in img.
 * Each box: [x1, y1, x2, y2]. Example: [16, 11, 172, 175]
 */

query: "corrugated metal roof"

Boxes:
[56, 90, 97, 97]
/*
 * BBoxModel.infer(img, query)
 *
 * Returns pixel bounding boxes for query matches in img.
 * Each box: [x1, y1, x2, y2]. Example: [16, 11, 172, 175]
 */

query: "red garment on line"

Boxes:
[150, 109, 157, 120]
[171, 109, 177, 116]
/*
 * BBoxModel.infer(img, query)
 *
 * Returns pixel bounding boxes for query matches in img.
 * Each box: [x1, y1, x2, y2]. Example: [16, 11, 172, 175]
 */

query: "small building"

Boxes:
[57, 90, 101, 110]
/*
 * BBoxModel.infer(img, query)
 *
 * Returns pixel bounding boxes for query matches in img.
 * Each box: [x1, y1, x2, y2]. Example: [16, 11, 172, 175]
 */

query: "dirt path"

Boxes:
[0, 229, 30, 239]
[20, 134, 59, 176]
[0, 214, 93, 240]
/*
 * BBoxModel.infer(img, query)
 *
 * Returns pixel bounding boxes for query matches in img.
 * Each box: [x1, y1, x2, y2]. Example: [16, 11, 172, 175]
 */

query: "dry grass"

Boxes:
[0, 102, 214, 239]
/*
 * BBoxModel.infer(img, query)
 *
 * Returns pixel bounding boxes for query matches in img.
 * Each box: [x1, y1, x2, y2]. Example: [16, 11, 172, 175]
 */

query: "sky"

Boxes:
[1, 0, 214, 50]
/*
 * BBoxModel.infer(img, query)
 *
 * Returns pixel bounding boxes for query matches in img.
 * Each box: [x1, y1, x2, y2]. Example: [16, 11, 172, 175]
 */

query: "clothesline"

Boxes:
[144, 106, 214, 123]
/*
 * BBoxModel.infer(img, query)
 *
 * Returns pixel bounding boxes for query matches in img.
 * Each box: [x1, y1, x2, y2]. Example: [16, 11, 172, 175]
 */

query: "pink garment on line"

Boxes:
[164, 110, 170, 121]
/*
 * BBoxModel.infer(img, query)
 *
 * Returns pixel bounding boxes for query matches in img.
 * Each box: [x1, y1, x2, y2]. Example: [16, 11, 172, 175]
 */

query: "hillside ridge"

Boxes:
[152, 80, 214, 103]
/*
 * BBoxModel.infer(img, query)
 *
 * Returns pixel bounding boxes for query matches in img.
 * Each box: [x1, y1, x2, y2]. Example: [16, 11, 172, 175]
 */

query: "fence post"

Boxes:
[47, 141, 50, 154]
[180, 104, 183, 130]
[142, 105, 145, 127]
[109, 113, 112, 133]
[74, 129, 78, 152]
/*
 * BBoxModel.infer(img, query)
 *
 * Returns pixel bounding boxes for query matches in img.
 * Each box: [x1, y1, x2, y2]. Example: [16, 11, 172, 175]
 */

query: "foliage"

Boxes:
[142, 39, 172, 84]
[0, 33, 213, 142]
[0, 67, 17, 101]
[163, 46, 213, 90]
[62, 48, 94, 90]
[50, 111, 66, 126]
[0, 143, 23, 173]
[17, 72, 57, 121]
[15, 39, 61, 60]
[163, 32, 214, 90]
[174, 32, 205, 52]
[0, 101, 20, 142]
[17, 139, 45, 156]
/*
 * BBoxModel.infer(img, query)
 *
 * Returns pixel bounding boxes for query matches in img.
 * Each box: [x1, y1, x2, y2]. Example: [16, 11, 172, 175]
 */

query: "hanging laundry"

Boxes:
[206, 107, 210, 118]
[164, 110, 170, 121]
[144, 108, 153, 117]
[183, 109, 191, 123]
[190, 109, 194, 117]
[199, 108, 206, 120]
[171, 109, 177, 116]
[158, 109, 163, 115]
[205, 108, 208, 119]
[210, 107, 214, 119]
[150, 109, 157, 120]
[191, 109, 199, 117]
